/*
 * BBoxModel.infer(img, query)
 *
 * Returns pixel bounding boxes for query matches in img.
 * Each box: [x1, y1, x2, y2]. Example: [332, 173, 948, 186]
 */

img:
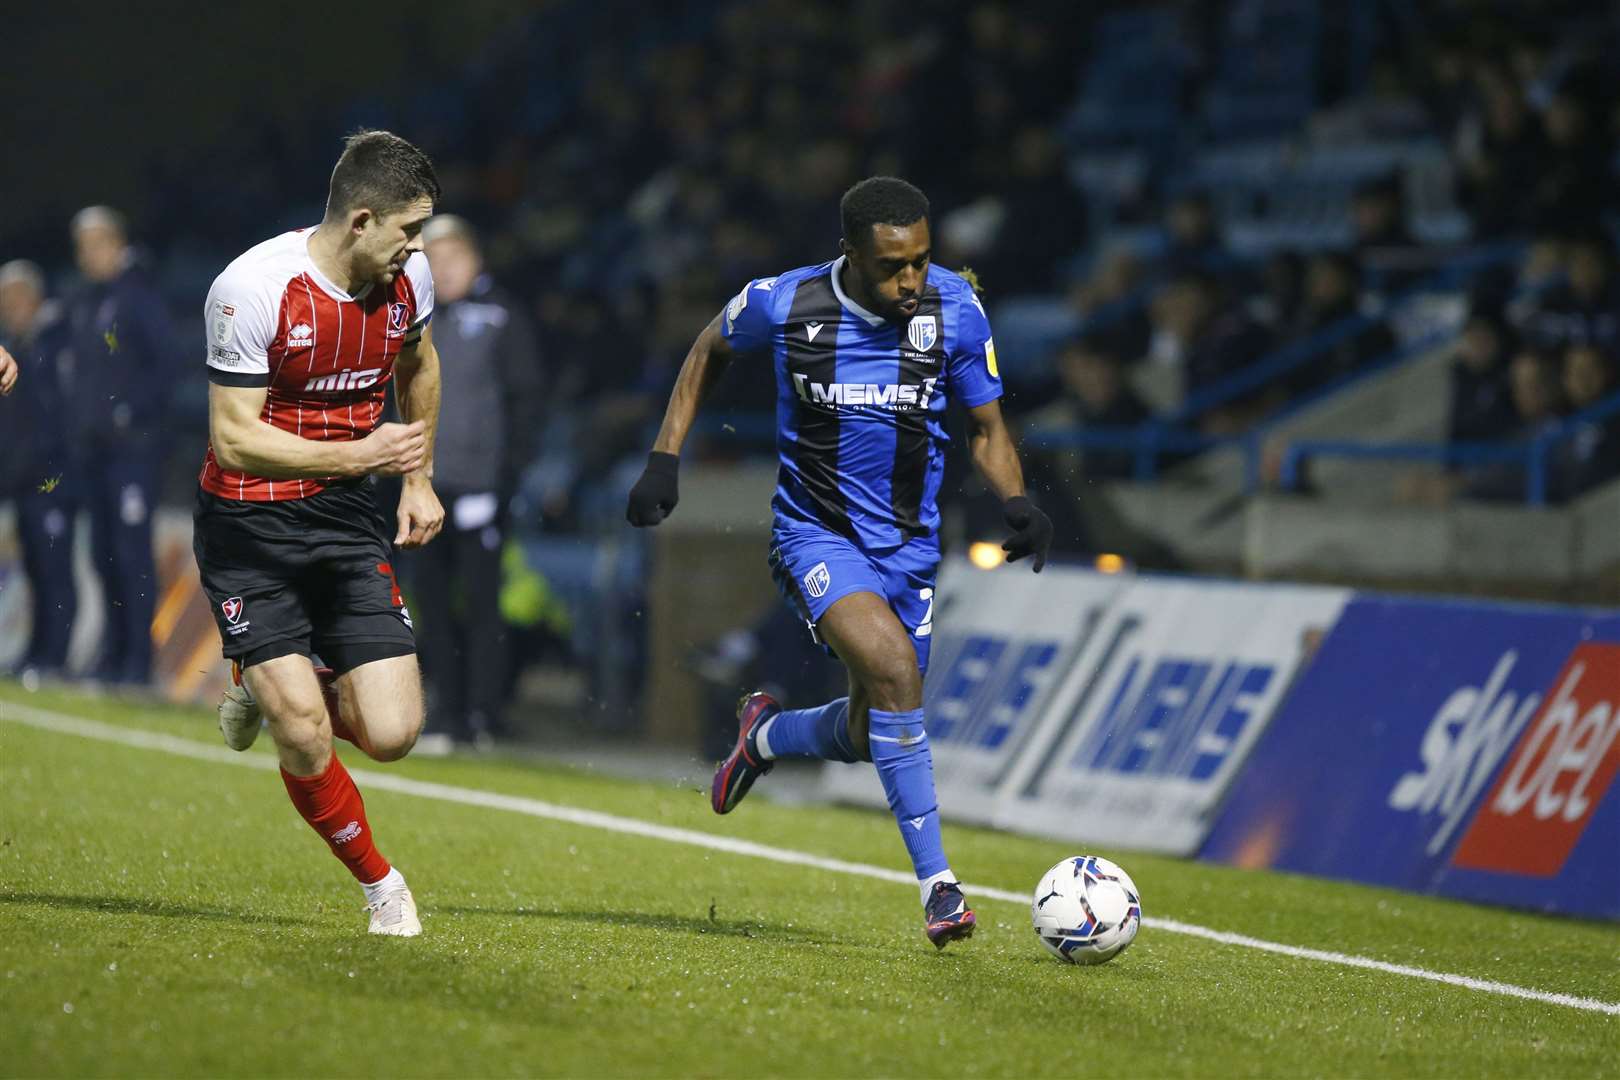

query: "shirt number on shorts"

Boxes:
[915, 588, 934, 638]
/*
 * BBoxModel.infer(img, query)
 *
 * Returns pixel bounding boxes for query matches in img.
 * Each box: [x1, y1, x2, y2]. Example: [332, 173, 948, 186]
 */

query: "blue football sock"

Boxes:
[868, 707, 949, 880]
[757, 698, 859, 763]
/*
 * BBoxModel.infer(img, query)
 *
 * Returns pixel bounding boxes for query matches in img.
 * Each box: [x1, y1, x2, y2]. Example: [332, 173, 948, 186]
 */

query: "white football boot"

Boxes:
[366, 885, 422, 937]
[218, 661, 263, 751]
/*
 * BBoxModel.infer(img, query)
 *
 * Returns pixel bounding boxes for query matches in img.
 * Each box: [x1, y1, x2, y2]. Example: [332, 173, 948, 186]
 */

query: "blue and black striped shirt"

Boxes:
[721, 257, 1003, 550]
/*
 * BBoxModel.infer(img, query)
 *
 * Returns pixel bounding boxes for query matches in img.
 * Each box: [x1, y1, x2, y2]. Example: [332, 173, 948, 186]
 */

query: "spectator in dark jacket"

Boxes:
[1282, 252, 1396, 398]
[405, 214, 544, 745]
[1351, 174, 1415, 253]
[0, 262, 64, 494]
[1021, 334, 1153, 551]
[1523, 236, 1620, 352]
[0, 261, 78, 676]
[1456, 64, 1547, 237]
[1161, 192, 1224, 276]
[63, 207, 177, 686]
[1352, 175, 1426, 293]
[1530, 72, 1615, 233]
[1068, 246, 1152, 364]
[1460, 347, 1566, 502]
[1447, 310, 1520, 447]
[1247, 251, 1306, 336]
[1049, 334, 1152, 481]
[1551, 342, 1620, 501]
[1151, 269, 1273, 432]
[971, 126, 1087, 296]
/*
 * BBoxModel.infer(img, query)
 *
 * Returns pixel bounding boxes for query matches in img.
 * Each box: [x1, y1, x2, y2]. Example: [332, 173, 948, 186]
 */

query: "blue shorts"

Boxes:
[768, 519, 939, 673]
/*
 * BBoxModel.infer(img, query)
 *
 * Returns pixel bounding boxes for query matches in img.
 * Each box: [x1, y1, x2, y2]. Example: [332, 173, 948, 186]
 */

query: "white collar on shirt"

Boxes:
[830, 255, 887, 328]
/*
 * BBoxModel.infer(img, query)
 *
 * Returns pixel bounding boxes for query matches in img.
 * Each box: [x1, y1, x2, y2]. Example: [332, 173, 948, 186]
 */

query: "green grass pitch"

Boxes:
[2, 681, 1616, 1078]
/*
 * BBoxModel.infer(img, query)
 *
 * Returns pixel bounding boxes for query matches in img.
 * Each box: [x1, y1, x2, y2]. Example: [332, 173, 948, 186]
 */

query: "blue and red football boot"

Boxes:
[924, 881, 977, 948]
[711, 691, 779, 814]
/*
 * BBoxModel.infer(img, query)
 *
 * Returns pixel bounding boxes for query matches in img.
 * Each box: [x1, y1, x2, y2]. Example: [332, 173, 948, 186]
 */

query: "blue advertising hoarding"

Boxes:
[1201, 596, 1620, 919]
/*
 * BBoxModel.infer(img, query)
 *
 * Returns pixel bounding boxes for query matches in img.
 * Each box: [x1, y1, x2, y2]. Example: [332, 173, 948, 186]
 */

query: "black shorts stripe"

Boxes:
[784, 273, 853, 539]
[767, 544, 814, 623]
[767, 544, 836, 656]
[892, 288, 943, 537]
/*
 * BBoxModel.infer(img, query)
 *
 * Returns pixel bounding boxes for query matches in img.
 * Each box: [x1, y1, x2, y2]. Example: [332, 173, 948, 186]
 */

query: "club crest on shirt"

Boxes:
[803, 561, 831, 599]
[388, 302, 409, 338]
[906, 315, 937, 352]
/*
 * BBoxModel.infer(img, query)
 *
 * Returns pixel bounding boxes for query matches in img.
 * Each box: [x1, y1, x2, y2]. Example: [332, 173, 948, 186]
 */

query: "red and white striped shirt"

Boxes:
[199, 228, 434, 501]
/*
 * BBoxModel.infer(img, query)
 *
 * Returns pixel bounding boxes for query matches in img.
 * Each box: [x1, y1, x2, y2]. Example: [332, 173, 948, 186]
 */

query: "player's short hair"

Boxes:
[326, 130, 441, 220]
[840, 177, 929, 249]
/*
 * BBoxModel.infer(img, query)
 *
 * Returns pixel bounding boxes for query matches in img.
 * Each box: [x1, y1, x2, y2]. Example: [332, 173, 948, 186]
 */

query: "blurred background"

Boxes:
[2, 0, 1617, 755]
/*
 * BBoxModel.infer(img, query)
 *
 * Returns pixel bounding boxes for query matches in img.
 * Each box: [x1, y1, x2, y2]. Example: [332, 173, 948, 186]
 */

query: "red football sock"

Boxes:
[315, 667, 360, 747]
[280, 753, 391, 884]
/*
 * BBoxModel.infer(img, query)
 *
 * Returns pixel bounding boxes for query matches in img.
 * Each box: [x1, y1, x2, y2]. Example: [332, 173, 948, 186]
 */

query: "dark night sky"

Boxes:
[3, 1, 538, 260]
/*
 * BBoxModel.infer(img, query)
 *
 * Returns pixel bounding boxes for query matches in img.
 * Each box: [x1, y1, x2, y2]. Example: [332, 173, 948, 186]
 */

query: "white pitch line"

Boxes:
[4, 702, 1617, 1018]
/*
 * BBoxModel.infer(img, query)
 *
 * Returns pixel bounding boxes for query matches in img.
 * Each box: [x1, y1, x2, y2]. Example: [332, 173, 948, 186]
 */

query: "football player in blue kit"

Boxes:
[626, 177, 1052, 948]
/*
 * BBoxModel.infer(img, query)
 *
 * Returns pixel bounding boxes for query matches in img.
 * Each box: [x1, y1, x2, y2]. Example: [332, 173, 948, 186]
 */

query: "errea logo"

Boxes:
[287, 322, 314, 347]
[305, 367, 383, 392]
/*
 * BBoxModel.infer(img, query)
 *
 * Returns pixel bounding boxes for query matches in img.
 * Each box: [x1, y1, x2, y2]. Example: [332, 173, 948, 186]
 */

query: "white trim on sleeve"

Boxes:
[203, 268, 276, 376]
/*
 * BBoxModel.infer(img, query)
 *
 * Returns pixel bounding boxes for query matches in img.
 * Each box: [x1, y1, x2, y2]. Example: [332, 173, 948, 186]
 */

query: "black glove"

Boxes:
[626, 451, 680, 526]
[1001, 495, 1052, 572]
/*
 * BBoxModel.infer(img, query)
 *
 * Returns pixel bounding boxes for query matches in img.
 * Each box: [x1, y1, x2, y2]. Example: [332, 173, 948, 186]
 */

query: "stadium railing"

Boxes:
[1274, 388, 1620, 506]
[1022, 241, 1523, 486]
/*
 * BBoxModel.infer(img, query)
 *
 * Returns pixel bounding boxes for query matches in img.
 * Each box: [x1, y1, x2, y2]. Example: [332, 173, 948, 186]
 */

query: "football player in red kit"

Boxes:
[193, 130, 446, 936]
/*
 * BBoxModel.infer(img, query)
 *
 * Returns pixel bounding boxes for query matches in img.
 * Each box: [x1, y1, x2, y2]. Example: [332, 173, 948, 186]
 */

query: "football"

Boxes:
[1032, 855, 1142, 965]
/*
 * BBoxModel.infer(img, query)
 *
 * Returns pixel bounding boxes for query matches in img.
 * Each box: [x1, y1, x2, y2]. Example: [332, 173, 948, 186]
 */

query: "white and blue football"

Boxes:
[1032, 855, 1142, 965]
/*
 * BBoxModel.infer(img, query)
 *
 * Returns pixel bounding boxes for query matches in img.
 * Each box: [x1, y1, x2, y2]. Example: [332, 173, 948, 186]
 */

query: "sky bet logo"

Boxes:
[1451, 643, 1620, 876]
[792, 373, 936, 411]
[1387, 643, 1620, 875]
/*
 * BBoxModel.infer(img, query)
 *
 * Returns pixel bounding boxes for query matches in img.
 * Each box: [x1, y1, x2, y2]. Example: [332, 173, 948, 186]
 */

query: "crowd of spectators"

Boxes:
[1416, 238, 1620, 504]
[5, 0, 1619, 547]
[5, 0, 1619, 723]
[1011, 5, 1620, 504]
[0, 211, 176, 685]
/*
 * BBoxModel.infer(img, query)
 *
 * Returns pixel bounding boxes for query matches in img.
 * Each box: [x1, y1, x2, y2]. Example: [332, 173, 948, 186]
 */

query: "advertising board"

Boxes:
[1201, 597, 1620, 918]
